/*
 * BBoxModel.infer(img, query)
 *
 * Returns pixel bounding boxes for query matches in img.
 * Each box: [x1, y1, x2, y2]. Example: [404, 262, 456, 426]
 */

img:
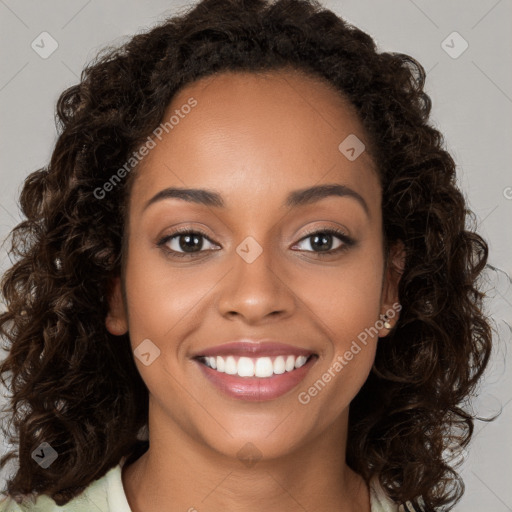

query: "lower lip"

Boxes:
[194, 356, 317, 402]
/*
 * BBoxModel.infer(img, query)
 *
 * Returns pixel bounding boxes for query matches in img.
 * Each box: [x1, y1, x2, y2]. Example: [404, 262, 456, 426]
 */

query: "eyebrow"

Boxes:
[143, 183, 369, 216]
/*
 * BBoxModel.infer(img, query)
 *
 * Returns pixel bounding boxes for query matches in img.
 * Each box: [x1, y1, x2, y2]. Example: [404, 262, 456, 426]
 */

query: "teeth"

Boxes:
[225, 356, 237, 375]
[202, 354, 311, 378]
[273, 356, 285, 374]
[255, 357, 273, 378]
[237, 357, 255, 377]
[295, 355, 307, 369]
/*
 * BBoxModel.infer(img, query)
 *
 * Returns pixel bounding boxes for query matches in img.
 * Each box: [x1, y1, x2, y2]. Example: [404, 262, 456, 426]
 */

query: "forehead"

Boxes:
[129, 69, 380, 215]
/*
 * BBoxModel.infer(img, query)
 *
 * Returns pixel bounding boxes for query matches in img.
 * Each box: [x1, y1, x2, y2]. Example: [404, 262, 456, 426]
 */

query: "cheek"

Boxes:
[298, 248, 384, 345]
[122, 244, 209, 343]
[295, 288, 382, 421]
[294, 247, 383, 407]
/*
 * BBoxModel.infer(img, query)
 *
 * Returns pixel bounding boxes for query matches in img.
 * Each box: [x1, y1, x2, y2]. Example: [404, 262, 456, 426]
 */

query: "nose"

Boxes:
[217, 239, 296, 324]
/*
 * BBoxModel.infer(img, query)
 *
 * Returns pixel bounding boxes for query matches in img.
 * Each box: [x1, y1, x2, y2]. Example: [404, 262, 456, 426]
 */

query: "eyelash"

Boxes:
[156, 226, 355, 259]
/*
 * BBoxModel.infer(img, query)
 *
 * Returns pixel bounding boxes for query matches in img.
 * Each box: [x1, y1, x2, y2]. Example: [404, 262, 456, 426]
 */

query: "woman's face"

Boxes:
[107, 69, 401, 460]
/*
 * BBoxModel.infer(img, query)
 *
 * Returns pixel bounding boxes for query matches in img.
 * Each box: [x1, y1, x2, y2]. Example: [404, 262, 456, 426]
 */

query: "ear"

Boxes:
[378, 240, 405, 337]
[105, 276, 128, 336]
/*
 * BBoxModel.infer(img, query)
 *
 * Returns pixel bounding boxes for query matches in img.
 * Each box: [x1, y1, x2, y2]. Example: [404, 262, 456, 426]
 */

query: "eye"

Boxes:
[156, 226, 355, 260]
[292, 228, 355, 256]
[157, 228, 220, 259]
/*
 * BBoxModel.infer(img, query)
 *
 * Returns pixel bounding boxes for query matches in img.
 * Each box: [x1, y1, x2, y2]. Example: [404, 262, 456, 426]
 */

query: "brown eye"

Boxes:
[293, 228, 355, 256]
[172, 233, 205, 253]
[157, 229, 220, 258]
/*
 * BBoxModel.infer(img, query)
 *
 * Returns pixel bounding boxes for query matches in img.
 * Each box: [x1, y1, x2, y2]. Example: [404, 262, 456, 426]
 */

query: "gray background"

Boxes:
[0, 0, 511, 510]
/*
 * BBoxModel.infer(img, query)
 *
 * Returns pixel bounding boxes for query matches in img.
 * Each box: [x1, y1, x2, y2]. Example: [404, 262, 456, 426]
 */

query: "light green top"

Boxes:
[1, 458, 407, 511]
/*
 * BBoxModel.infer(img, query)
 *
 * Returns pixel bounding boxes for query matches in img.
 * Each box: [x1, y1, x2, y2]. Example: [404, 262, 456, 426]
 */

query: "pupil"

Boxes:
[312, 233, 332, 251]
[180, 234, 202, 252]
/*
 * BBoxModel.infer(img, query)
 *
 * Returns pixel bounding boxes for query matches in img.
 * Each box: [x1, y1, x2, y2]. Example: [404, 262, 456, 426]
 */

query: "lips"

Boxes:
[193, 340, 314, 358]
[191, 339, 318, 401]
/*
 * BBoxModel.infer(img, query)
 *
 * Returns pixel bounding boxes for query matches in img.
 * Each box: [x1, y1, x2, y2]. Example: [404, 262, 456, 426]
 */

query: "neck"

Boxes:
[122, 403, 370, 512]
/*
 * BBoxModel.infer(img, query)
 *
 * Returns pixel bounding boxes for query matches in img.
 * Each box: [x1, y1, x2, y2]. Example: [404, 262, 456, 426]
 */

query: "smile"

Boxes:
[198, 354, 310, 378]
[191, 339, 318, 401]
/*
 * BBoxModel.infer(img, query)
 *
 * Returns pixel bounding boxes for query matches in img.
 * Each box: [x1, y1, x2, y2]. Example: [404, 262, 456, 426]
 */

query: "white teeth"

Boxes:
[237, 357, 255, 377]
[202, 354, 311, 378]
[225, 356, 237, 375]
[273, 356, 286, 374]
[255, 357, 274, 378]
[295, 355, 307, 369]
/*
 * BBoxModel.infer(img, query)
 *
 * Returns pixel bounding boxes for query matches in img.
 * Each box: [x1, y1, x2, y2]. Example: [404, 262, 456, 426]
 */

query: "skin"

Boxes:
[106, 68, 403, 512]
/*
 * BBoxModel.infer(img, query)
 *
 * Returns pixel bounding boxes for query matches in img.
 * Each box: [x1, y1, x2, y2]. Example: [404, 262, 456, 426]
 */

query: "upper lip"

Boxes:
[192, 339, 315, 358]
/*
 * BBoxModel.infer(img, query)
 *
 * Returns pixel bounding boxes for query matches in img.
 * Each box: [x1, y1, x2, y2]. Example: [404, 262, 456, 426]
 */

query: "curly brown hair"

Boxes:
[0, 0, 492, 509]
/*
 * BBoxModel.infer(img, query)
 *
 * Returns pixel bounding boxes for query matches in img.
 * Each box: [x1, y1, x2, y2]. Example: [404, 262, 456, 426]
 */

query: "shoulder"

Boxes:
[369, 476, 426, 512]
[0, 461, 129, 512]
[0, 482, 107, 512]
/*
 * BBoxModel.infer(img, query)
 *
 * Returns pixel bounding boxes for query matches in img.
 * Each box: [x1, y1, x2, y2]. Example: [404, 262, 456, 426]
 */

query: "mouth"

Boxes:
[195, 353, 315, 378]
[191, 340, 318, 401]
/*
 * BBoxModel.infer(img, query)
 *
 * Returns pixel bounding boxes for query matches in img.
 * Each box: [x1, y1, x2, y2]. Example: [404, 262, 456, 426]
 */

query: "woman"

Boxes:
[0, 0, 492, 510]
